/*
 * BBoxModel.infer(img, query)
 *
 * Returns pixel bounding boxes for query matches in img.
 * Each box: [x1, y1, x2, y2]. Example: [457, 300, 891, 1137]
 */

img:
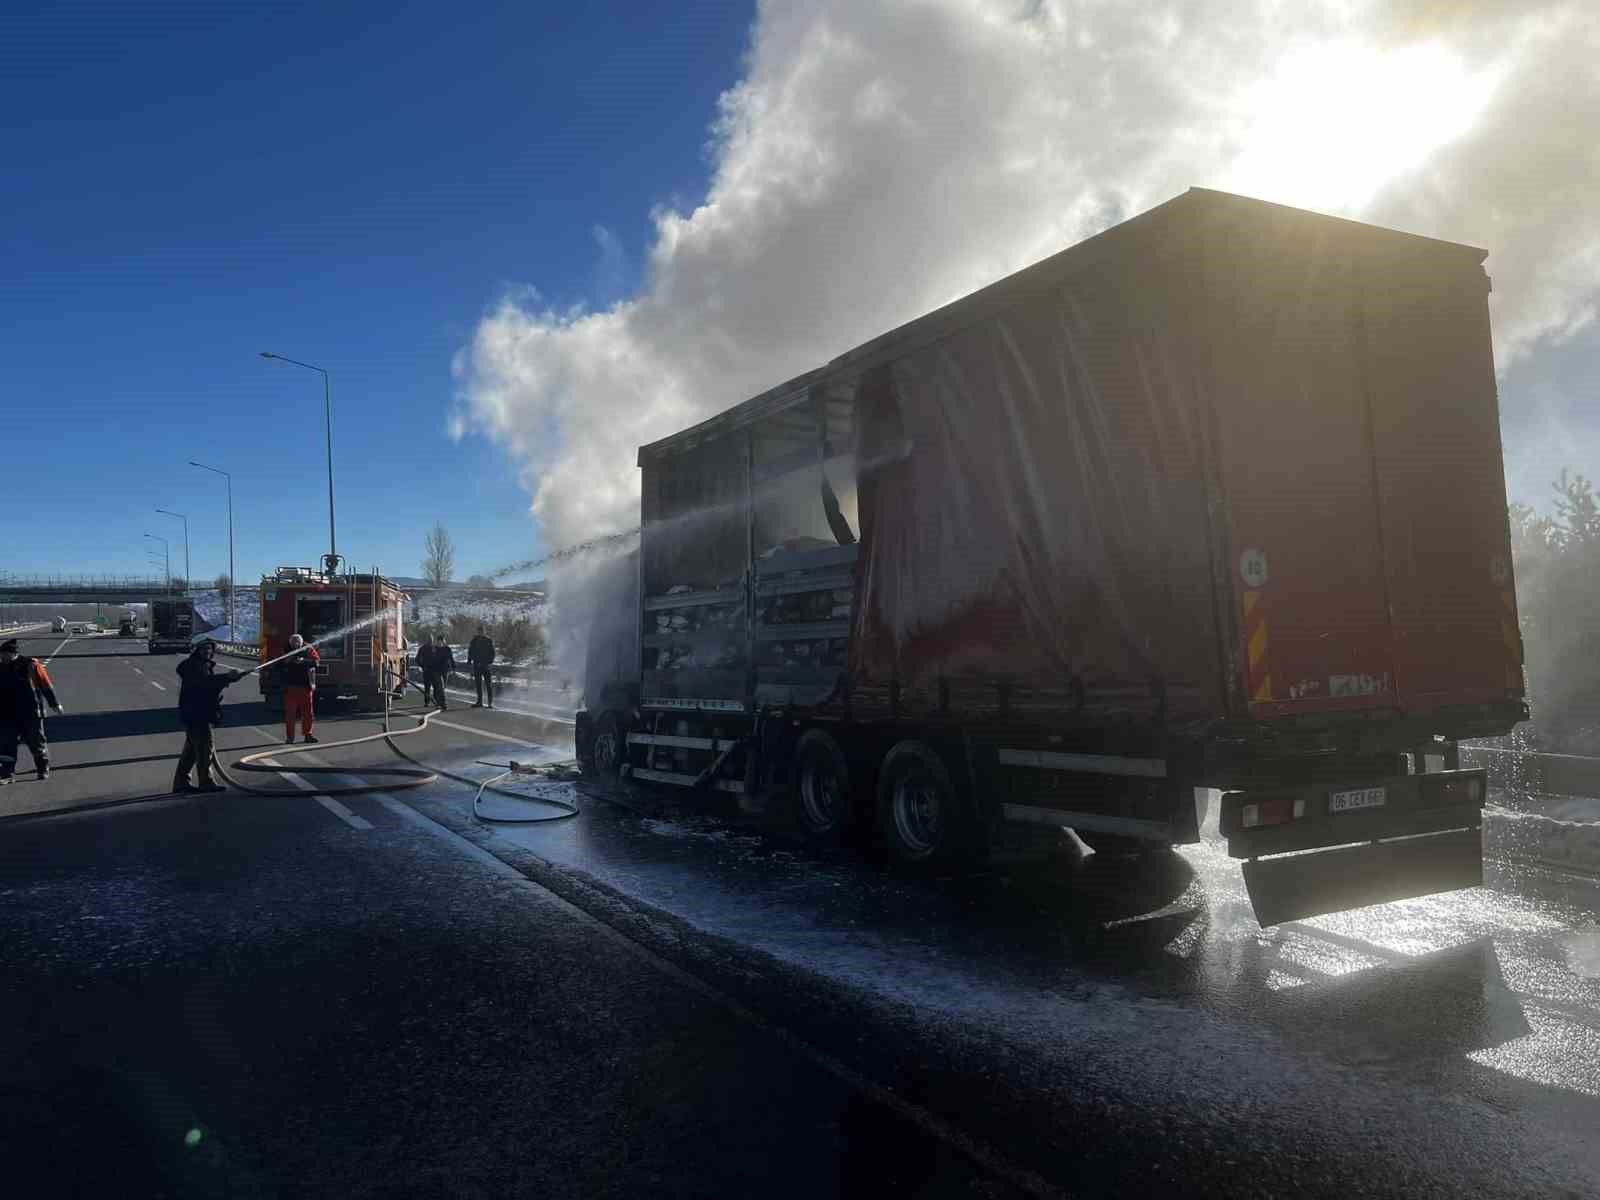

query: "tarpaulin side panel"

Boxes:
[849, 268, 1223, 722]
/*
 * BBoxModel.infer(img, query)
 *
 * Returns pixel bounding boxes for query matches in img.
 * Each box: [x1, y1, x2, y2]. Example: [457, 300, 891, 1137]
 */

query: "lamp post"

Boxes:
[260, 352, 337, 573]
[144, 534, 170, 593]
[156, 509, 189, 592]
[189, 461, 235, 635]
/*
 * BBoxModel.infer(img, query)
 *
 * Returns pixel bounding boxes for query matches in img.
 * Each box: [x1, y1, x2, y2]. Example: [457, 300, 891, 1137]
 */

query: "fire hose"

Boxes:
[213, 670, 579, 824]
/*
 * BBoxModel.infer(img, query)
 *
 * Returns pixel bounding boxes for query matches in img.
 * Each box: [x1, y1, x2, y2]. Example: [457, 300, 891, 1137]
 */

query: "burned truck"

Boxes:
[574, 188, 1527, 924]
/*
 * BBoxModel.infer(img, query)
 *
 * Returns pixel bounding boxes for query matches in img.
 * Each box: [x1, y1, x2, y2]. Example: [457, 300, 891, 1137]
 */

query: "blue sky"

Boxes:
[3, 0, 752, 584]
[8, 1, 1596, 590]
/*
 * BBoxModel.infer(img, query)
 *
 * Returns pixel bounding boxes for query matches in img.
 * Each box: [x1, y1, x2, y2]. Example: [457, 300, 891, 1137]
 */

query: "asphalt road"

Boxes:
[4, 632, 1600, 1197]
[0, 635, 1014, 1198]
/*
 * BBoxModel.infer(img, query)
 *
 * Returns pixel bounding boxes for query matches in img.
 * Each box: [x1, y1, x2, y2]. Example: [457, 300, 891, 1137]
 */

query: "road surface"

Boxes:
[3, 631, 1598, 1197]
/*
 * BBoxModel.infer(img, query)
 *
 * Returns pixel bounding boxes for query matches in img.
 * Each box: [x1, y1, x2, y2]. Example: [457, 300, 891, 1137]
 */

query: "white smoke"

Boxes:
[455, 0, 1600, 557]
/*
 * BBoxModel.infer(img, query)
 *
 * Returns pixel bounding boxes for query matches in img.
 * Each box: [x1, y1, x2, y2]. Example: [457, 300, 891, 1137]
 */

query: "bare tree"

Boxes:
[465, 574, 496, 589]
[422, 522, 455, 589]
[215, 572, 232, 599]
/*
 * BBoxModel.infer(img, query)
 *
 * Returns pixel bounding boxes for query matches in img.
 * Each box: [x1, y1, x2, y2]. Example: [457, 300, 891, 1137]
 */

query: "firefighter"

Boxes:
[417, 635, 453, 710]
[279, 633, 321, 744]
[173, 639, 244, 794]
[0, 638, 62, 784]
[468, 625, 495, 709]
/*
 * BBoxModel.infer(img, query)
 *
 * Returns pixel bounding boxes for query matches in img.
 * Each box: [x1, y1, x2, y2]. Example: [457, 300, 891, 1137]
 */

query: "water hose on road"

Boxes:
[213, 674, 579, 825]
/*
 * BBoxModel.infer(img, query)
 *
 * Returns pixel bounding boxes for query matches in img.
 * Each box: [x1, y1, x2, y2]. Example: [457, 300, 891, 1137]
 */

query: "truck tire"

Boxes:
[591, 711, 627, 782]
[789, 728, 852, 846]
[876, 740, 974, 866]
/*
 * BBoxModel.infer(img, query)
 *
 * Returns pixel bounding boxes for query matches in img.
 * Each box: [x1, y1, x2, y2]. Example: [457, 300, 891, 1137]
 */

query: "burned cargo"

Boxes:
[575, 188, 1527, 924]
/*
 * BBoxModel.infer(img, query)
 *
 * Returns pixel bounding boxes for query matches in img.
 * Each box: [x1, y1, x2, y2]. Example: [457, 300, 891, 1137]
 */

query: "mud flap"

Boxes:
[1243, 826, 1483, 927]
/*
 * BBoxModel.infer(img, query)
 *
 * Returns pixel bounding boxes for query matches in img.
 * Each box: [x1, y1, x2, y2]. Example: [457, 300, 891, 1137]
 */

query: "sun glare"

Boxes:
[1225, 40, 1495, 214]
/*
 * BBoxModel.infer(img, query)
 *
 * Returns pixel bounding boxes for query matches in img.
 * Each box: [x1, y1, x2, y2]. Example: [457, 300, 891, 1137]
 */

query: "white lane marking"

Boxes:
[440, 687, 576, 726]
[148, 680, 167, 691]
[427, 715, 557, 749]
[313, 796, 373, 830]
[254, 753, 373, 830]
[130, 666, 144, 675]
[44, 637, 71, 663]
[365, 793, 1065, 1200]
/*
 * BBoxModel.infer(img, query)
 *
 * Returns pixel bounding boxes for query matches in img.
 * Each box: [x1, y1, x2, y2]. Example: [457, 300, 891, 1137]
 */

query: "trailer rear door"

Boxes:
[1211, 232, 1398, 717]
[1359, 249, 1522, 709]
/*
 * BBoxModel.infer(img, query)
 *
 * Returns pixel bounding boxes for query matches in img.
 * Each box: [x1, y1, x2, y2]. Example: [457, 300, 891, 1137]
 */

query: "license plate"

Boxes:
[1329, 786, 1386, 813]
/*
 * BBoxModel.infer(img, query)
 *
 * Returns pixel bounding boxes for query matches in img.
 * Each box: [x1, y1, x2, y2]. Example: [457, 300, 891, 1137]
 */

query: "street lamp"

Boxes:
[156, 509, 189, 592]
[260, 352, 338, 574]
[144, 534, 170, 593]
[190, 461, 235, 635]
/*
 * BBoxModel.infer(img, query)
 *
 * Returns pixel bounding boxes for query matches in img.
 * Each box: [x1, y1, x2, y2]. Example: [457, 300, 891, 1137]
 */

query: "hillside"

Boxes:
[190, 584, 547, 647]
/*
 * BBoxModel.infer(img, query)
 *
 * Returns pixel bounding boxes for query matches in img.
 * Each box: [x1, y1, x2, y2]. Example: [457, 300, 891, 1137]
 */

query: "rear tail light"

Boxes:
[1241, 797, 1306, 828]
[1426, 775, 1485, 806]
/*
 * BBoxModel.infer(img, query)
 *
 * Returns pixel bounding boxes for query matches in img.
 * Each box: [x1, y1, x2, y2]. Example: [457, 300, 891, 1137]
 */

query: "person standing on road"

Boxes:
[279, 634, 321, 744]
[0, 638, 62, 784]
[468, 625, 496, 709]
[416, 635, 453, 710]
[174, 639, 244, 794]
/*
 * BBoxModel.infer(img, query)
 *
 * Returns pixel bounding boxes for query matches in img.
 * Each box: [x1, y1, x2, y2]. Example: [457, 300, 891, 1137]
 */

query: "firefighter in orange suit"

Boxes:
[279, 634, 320, 744]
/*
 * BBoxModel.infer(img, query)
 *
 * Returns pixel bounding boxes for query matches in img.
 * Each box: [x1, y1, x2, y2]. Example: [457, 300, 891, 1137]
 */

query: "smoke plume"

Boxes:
[455, 0, 1600, 558]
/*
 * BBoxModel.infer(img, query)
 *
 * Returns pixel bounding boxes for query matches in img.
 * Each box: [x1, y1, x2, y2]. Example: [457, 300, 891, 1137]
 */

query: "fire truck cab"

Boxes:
[258, 566, 407, 712]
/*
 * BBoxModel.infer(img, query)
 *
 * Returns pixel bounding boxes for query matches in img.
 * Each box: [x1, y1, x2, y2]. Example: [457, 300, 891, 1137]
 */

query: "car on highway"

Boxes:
[118, 617, 138, 638]
[69, 622, 96, 635]
[51, 617, 66, 633]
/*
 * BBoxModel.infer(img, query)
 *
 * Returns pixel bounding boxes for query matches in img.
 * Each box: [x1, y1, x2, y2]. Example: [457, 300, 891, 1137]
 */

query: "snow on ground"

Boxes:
[408, 588, 547, 627]
[192, 587, 260, 642]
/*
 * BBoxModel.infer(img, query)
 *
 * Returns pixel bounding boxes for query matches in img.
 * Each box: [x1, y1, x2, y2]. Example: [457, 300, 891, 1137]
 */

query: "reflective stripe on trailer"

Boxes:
[996, 748, 1167, 778]
[1242, 587, 1271, 702]
[642, 697, 748, 712]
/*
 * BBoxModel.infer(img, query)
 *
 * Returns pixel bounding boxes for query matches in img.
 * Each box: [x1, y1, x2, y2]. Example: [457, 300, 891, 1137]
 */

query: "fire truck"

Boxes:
[258, 565, 408, 712]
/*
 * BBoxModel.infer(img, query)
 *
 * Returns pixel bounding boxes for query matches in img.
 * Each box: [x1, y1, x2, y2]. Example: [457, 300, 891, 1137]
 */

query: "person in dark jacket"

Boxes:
[0, 638, 62, 784]
[467, 626, 495, 709]
[278, 633, 321, 744]
[416, 635, 453, 710]
[174, 639, 244, 793]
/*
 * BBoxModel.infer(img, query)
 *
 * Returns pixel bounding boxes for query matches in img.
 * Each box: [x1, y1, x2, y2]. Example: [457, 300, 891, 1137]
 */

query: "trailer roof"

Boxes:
[637, 188, 1487, 465]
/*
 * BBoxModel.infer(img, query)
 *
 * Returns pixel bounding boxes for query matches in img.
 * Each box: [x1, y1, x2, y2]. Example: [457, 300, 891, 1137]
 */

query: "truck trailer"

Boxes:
[148, 598, 195, 654]
[258, 566, 407, 712]
[573, 188, 1527, 925]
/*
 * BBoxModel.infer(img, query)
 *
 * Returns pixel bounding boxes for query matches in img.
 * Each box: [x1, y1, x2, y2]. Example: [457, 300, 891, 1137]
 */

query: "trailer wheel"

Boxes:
[789, 729, 852, 845]
[591, 711, 627, 781]
[876, 740, 972, 866]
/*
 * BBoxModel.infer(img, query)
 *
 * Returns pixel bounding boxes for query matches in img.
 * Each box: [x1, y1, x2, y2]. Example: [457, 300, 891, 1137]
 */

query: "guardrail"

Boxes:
[1462, 745, 1600, 800]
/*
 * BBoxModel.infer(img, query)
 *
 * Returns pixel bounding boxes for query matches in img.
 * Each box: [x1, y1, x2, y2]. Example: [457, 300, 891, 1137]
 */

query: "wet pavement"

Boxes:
[7, 636, 1600, 1196]
[361, 726, 1600, 1198]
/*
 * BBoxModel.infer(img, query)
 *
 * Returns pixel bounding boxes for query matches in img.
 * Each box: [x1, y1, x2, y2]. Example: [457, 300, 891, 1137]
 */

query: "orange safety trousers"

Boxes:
[284, 687, 315, 740]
